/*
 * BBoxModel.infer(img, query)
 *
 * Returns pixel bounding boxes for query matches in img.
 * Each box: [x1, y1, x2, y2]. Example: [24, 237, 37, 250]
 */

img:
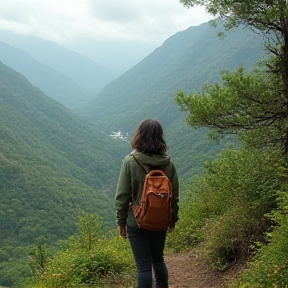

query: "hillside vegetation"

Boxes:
[78, 22, 264, 132]
[77, 22, 265, 178]
[29, 12, 288, 288]
[171, 0, 288, 287]
[0, 61, 130, 240]
[0, 61, 130, 286]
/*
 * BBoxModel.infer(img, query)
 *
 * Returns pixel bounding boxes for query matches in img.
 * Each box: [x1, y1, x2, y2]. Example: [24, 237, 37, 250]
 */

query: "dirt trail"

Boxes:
[165, 250, 234, 288]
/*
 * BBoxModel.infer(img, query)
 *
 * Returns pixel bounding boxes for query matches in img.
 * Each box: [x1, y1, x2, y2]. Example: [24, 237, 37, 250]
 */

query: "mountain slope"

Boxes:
[77, 22, 265, 177]
[0, 32, 117, 107]
[79, 22, 264, 132]
[0, 61, 129, 243]
[0, 41, 96, 108]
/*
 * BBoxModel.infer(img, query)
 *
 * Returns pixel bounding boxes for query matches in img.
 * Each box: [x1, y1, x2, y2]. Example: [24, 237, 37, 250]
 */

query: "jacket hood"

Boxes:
[132, 150, 170, 167]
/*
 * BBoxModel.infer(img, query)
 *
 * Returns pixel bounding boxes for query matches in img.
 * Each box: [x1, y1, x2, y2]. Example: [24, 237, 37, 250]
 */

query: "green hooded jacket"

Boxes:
[115, 150, 179, 228]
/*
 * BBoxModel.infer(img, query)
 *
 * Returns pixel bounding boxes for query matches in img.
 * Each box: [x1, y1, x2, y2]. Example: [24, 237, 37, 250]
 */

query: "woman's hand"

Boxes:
[119, 224, 127, 239]
[168, 222, 175, 233]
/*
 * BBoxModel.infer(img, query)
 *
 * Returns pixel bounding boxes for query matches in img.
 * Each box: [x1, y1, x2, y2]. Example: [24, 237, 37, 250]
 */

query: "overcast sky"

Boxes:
[0, 0, 213, 72]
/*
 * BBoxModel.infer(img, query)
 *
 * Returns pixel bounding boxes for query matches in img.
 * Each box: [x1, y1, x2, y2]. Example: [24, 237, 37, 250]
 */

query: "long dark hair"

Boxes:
[131, 119, 167, 155]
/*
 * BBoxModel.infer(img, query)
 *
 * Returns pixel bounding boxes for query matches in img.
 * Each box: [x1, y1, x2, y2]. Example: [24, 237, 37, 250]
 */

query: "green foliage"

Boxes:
[33, 214, 135, 288]
[166, 184, 206, 252]
[228, 185, 288, 287]
[76, 212, 104, 251]
[175, 65, 288, 153]
[180, 0, 288, 35]
[199, 203, 261, 270]
[172, 3, 288, 281]
[171, 1, 288, 283]
[0, 258, 32, 288]
[175, 66, 271, 129]
[0, 240, 33, 287]
[177, 1, 288, 155]
[0, 61, 131, 286]
[0, 61, 130, 245]
[167, 147, 283, 268]
[29, 236, 47, 271]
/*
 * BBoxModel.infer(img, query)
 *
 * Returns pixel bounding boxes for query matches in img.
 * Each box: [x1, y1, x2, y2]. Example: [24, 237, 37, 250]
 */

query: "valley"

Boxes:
[0, 20, 270, 287]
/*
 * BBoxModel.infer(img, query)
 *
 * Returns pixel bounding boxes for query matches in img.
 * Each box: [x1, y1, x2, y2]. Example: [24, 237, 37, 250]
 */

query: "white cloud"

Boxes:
[0, 0, 212, 45]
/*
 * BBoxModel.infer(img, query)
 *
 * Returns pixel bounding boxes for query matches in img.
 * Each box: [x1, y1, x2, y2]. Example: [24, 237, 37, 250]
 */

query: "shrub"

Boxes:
[166, 147, 282, 268]
[228, 190, 288, 287]
[34, 236, 134, 288]
[199, 201, 266, 270]
[32, 213, 135, 288]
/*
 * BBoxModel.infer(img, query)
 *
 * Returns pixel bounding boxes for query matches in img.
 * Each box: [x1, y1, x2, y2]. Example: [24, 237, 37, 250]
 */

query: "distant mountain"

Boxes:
[0, 61, 129, 243]
[0, 32, 117, 107]
[0, 41, 96, 108]
[77, 22, 266, 177]
[65, 38, 159, 74]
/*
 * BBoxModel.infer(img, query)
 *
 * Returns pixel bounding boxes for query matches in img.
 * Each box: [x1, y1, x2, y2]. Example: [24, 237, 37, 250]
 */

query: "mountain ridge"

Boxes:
[78, 22, 265, 131]
[0, 60, 129, 243]
[0, 32, 118, 108]
[0, 40, 93, 108]
[76, 22, 265, 177]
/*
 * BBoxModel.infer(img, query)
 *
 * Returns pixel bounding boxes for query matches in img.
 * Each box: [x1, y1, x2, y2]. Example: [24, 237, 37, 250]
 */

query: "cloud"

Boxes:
[0, 0, 212, 45]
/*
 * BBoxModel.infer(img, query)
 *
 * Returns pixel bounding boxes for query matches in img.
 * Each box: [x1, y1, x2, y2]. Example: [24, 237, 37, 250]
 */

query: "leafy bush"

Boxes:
[34, 238, 134, 287]
[228, 188, 288, 287]
[199, 201, 265, 269]
[167, 147, 282, 268]
[32, 213, 135, 288]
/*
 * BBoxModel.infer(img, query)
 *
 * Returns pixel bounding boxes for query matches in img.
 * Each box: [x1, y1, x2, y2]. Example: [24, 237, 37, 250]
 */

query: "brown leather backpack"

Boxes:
[132, 157, 172, 231]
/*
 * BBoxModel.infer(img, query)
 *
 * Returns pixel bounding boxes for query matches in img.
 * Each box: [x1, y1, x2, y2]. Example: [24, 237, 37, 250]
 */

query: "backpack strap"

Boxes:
[130, 155, 146, 207]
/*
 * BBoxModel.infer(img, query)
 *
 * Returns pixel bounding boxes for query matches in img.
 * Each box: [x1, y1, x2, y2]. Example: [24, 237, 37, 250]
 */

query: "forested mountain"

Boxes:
[0, 41, 95, 108]
[0, 21, 274, 287]
[0, 61, 129, 244]
[0, 32, 117, 108]
[78, 22, 265, 131]
[77, 22, 265, 177]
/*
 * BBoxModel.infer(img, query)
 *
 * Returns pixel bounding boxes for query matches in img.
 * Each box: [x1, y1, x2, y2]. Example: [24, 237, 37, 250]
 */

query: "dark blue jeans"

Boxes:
[127, 225, 168, 288]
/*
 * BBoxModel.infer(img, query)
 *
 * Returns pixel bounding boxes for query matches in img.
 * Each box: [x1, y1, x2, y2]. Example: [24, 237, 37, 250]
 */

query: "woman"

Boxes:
[115, 118, 179, 288]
